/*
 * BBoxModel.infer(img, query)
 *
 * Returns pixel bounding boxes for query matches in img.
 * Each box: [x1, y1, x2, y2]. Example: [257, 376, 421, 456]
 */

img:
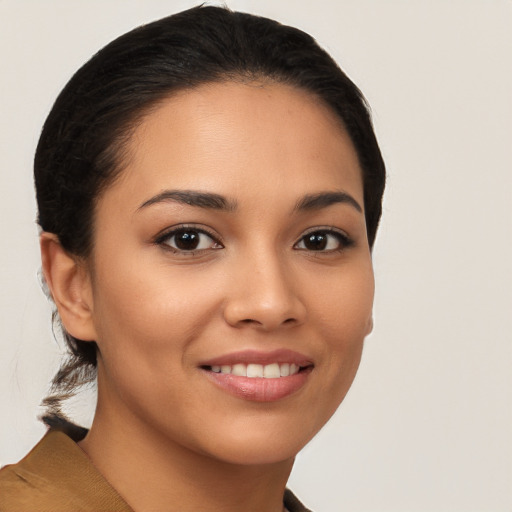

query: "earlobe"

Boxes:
[40, 232, 97, 342]
[366, 316, 374, 336]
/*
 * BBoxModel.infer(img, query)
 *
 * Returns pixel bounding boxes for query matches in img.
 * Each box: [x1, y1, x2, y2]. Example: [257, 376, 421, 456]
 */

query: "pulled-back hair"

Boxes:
[36, 5, 386, 428]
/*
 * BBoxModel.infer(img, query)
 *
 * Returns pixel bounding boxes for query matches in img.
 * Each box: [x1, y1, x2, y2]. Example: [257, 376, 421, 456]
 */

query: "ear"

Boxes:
[365, 315, 374, 336]
[40, 232, 97, 342]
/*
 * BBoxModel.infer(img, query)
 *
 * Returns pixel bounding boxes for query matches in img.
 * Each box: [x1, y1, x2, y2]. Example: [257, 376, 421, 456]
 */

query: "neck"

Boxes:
[79, 399, 294, 512]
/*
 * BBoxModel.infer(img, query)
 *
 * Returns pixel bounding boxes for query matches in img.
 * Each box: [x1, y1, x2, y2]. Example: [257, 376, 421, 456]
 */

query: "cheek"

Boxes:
[310, 258, 374, 338]
[307, 260, 374, 390]
[89, 264, 218, 423]
[90, 251, 226, 372]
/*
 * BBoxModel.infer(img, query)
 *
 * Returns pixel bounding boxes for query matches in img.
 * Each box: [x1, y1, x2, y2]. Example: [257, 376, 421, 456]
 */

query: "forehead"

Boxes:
[108, 81, 363, 207]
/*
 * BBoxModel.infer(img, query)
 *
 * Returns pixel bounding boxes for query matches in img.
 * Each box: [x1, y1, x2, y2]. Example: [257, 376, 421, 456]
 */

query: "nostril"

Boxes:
[240, 317, 296, 327]
[241, 318, 258, 324]
[223, 294, 306, 330]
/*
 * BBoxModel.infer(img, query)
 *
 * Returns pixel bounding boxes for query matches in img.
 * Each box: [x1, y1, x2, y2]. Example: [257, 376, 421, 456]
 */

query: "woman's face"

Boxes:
[84, 81, 374, 465]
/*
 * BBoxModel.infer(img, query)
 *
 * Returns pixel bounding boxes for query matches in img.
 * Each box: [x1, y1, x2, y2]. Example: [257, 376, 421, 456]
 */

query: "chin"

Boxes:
[206, 437, 301, 467]
[193, 417, 319, 467]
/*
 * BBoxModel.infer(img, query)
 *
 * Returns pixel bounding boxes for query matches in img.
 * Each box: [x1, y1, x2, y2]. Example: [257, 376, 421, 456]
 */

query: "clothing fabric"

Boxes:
[0, 429, 311, 511]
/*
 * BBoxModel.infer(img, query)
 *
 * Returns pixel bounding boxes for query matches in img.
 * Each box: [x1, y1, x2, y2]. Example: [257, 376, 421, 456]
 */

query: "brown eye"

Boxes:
[174, 229, 201, 250]
[160, 228, 221, 252]
[295, 230, 352, 252]
[302, 232, 329, 251]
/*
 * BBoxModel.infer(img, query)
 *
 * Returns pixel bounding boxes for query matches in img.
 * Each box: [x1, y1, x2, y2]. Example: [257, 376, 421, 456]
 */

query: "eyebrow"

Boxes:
[138, 190, 237, 212]
[295, 191, 362, 213]
[138, 189, 362, 214]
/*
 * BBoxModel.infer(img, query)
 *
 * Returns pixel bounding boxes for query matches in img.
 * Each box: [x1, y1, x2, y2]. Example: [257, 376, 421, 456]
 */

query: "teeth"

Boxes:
[247, 364, 263, 378]
[232, 364, 247, 377]
[213, 363, 301, 378]
[280, 363, 290, 377]
[263, 363, 280, 378]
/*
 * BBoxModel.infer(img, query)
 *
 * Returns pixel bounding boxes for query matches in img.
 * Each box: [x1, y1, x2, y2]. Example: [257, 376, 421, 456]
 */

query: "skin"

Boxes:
[41, 81, 374, 512]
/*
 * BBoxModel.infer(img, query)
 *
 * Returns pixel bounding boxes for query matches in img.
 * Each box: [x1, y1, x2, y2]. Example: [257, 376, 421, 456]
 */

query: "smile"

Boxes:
[199, 350, 314, 402]
[207, 363, 301, 378]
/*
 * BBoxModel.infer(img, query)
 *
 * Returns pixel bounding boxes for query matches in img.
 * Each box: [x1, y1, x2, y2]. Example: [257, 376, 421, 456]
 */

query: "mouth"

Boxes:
[199, 350, 314, 402]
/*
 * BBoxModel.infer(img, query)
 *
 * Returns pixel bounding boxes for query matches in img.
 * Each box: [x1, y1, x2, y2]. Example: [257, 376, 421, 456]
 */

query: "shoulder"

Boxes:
[0, 460, 74, 512]
[0, 430, 132, 512]
[1, 432, 311, 512]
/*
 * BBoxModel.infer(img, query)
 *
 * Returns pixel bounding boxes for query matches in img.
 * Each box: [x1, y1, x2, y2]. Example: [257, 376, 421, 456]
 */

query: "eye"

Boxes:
[157, 227, 222, 253]
[294, 229, 352, 252]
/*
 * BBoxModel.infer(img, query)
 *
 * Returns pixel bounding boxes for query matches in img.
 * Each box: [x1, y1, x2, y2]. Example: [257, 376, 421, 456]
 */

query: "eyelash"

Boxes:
[154, 225, 354, 255]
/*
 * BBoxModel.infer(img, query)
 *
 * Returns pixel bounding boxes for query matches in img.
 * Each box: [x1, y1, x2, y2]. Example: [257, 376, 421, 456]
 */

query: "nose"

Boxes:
[223, 250, 307, 331]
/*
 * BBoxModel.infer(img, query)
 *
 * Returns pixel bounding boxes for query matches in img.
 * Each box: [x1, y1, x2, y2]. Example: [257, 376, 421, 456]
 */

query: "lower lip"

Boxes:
[202, 368, 312, 402]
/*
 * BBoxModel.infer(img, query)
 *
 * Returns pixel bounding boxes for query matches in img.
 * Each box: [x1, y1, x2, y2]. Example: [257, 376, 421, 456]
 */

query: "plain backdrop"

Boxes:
[1, 1, 511, 511]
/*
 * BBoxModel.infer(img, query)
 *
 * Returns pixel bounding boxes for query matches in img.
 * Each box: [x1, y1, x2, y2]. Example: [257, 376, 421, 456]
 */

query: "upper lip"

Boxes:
[199, 349, 313, 368]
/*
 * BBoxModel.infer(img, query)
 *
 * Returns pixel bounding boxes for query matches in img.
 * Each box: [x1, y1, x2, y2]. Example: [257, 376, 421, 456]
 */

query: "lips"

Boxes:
[199, 349, 314, 402]
[200, 348, 312, 367]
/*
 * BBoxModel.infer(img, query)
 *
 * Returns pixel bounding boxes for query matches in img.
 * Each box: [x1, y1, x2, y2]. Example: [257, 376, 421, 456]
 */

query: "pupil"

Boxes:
[305, 233, 327, 250]
[175, 230, 199, 250]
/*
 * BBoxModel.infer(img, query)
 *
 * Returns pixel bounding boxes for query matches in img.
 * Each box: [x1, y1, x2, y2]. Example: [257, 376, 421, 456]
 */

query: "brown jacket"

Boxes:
[0, 430, 311, 511]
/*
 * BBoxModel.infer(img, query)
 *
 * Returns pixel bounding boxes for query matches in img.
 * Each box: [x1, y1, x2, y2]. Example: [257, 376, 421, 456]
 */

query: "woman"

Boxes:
[0, 5, 385, 511]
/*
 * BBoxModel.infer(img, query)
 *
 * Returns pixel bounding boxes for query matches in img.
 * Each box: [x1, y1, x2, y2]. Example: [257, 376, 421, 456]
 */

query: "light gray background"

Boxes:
[1, 1, 511, 511]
